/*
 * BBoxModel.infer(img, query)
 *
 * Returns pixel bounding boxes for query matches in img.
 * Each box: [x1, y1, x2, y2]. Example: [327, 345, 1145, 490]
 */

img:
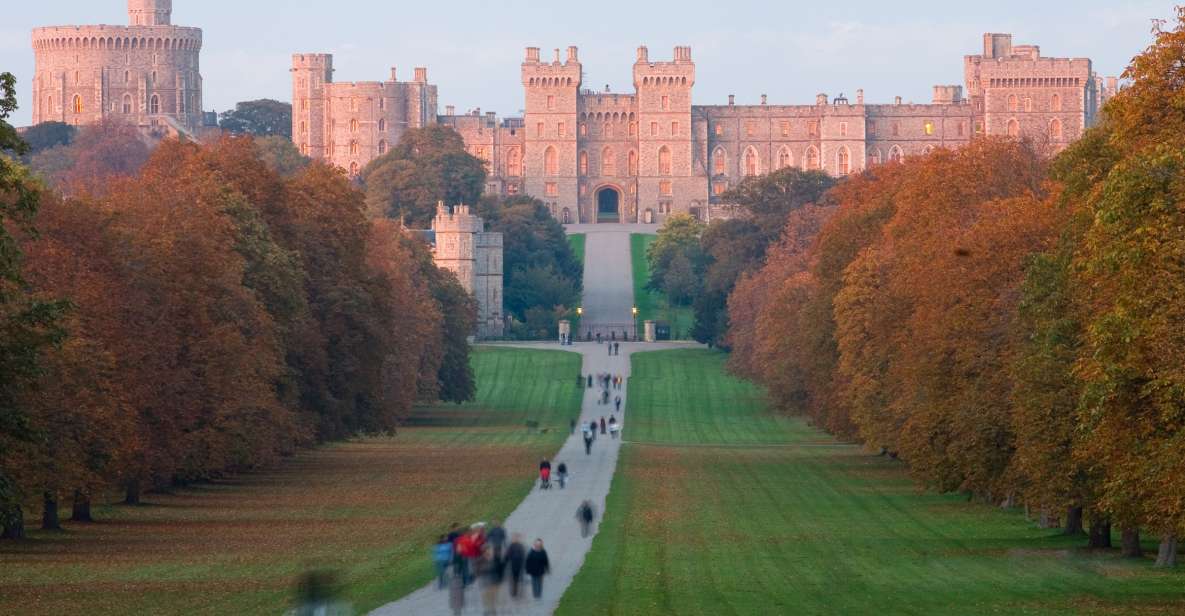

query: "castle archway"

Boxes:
[596, 186, 621, 223]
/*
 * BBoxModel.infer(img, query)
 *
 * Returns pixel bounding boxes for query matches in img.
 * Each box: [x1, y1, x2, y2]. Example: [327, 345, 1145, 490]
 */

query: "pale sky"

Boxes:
[0, 0, 1172, 127]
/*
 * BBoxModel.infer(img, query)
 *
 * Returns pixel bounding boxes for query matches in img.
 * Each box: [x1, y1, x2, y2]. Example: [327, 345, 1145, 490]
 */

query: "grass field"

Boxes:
[631, 234, 694, 340]
[568, 233, 586, 265]
[0, 347, 582, 616]
[560, 348, 1185, 615]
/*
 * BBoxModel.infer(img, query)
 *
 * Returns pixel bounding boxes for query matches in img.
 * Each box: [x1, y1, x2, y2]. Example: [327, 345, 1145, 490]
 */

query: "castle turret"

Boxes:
[633, 46, 699, 223]
[128, 0, 172, 26]
[432, 202, 503, 338]
[522, 45, 582, 219]
[291, 53, 333, 159]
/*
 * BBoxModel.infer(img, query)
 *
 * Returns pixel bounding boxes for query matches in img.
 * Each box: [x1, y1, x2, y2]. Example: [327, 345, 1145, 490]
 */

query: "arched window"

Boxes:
[603, 122, 611, 136]
[149, 94, 159, 114]
[349, 162, 359, 176]
[508, 148, 521, 177]
[350, 119, 359, 133]
[923, 121, 935, 136]
[300, 143, 309, 156]
[744, 148, 759, 177]
[378, 140, 388, 155]
[806, 146, 819, 170]
[658, 146, 671, 175]
[544, 146, 558, 176]
[628, 150, 638, 176]
[122, 94, 132, 114]
[777, 147, 792, 170]
[579, 151, 588, 175]
[47, 95, 53, 113]
[888, 146, 904, 164]
[1007, 94, 1018, 112]
[72, 95, 83, 114]
[837, 147, 851, 175]
[868, 148, 881, 166]
[378, 119, 386, 132]
[712, 147, 727, 175]
[1007, 118, 1020, 137]
[300, 121, 307, 134]
[602, 148, 616, 176]
[349, 140, 359, 155]
[1050, 118, 1063, 140]
[1051, 93, 1062, 112]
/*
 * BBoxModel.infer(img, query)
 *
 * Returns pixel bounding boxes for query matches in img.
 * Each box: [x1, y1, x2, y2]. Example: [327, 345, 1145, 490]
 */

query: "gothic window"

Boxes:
[602, 148, 616, 176]
[1050, 118, 1063, 140]
[72, 95, 83, 114]
[301, 99, 308, 111]
[869, 148, 882, 166]
[629, 122, 637, 136]
[558, 122, 566, 137]
[658, 146, 671, 175]
[508, 148, 521, 176]
[888, 145, 904, 163]
[122, 94, 132, 114]
[349, 162, 359, 176]
[544, 146, 558, 176]
[536, 122, 544, 137]
[603, 122, 611, 136]
[149, 94, 159, 114]
[1007, 94, 1018, 112]
[809, 121, 819, 137]
[743, 148, 759, 177]
[379, 140, 388, 155]
[545, 182, 558, 197]
[837, 147, 851, 175]
[179, 95, 185, 113]
[1051, 93, 1062, 112]
[660, 180, 672, 196]
[661, 95, 670, 110]
[74, 71, 80, 84]
[300, 143, 309, 156]
[777, 147, 792, 170]
[715, 124, 724, 137]
[806, 146, 819, 170]
[547, 95, 556, 110]
[378, 119, 386, 132]
[349, 141, 359, 155]
[713, 147, 727, 175]
[579, 151, 588, 175]
[379, 98, 385, 110]
[475, 147, 486, 160]
[124, 70, 130, 83]
[671, 121, 679, 135]
[1007, 118, 1020, 137]
[628, 150, 638, 176]
[47, 95, 53, 113]
[923, 121, 935, 136]
[350, 119, 359, 133]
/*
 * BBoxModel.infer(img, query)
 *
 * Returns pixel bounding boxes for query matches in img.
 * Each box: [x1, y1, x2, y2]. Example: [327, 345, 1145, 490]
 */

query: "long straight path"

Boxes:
[371, 227, 694, 616]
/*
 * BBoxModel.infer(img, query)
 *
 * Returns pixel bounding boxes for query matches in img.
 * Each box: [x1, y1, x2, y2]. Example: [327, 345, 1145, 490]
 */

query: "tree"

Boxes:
[646, 213, 704, 294]
[19, 122, 76, 155]
[218, 99, 292, 138]
[27, 119, 150, 195]
[254, 135, 310, 177]
[361, 126, 486, 226]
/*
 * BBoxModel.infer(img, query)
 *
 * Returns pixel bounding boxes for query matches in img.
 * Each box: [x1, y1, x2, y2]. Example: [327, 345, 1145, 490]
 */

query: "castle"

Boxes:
[296, 35, 1118, 225]
[431, 204, 504, 339]
[30, 0, 206, 137]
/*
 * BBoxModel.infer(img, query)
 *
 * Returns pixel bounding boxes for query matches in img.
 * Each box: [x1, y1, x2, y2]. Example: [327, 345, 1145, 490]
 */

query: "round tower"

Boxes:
[128, 0, 172, 26]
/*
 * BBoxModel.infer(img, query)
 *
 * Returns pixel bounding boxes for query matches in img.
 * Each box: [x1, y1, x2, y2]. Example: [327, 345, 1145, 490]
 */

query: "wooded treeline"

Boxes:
[0, 87, 477, 536]
[695, 13, 1185, 565]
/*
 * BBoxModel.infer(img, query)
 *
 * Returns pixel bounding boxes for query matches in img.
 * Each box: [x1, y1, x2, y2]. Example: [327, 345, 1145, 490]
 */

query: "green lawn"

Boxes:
[560, 348, 1185, 615]
[631, 234, 694, 340]
[0, 347, 583, 616]
[568, 233, 586, 265]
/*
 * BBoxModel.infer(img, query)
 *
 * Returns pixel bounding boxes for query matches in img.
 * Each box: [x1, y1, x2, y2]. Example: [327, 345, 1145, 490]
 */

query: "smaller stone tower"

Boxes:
[127, 0, 172, 25]
[432, 203, 504, 338]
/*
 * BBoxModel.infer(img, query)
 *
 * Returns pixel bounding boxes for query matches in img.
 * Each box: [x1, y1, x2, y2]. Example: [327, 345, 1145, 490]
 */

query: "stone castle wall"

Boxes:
[31, 0, 204, 134]
[432, 204, 504, 339]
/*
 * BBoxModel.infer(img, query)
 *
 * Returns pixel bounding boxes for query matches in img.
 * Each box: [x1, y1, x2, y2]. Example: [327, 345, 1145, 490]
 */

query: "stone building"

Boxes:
[431, 204, 504, 339]
[30, 0, 205, 136]
[291, 55, 437, 176]
[294, 33, 1117, 225]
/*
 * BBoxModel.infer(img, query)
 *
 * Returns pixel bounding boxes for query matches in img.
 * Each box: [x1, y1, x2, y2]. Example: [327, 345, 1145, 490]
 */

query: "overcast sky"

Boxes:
[1, 0, 1173, 126]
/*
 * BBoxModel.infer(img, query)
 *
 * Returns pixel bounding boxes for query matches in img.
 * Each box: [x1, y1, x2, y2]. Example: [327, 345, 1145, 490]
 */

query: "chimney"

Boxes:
[554, 48, 561, 63]
[856, 89, 864, 105]
[526, 47, 540, 63]
[390, 67, 398, 81]
[637, 45, 649, 63]
[760, 94, 767, 105]
[728, 94, 735, 106]
[567, 46, 579, 63]
[445, 105, 455, 115]
[816, 93, 828, 106]
[414, 67, 428, 83]
[895, 96, 903, 105]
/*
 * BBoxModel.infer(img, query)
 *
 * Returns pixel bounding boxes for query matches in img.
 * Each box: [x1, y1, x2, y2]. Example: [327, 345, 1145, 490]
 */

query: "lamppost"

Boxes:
[576, 307, 583, 344]
[632, 306, 638, 341]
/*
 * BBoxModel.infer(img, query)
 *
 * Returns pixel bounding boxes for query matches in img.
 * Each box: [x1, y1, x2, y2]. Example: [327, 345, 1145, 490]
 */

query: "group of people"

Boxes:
[606, 341, 622, 356]
[538, 459, 568, 489]
[434, 521, 551, 615]
[581, 416, 619, 453]
[583, 372, 624, 411]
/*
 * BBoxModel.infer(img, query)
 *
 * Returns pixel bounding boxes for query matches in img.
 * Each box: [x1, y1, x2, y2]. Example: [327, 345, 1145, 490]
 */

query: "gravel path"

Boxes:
[370, 229, 693, 616]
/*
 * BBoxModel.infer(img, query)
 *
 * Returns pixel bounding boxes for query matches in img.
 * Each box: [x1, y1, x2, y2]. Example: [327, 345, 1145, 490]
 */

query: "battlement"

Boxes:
[128, 0, 171, 26]
[432, 202, 484, 233]
[32, 25, 203, 49]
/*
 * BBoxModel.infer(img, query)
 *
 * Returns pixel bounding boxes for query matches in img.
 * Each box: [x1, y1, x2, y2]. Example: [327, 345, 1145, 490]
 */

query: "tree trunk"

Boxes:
[1087, 517, 1111, 548]
[1155, 535, 1178, 568]
[124, 479, 141, 506]
[71, 489, 93, 523]
[1121, 528, 1143, 558]
[1, 505, 25, 540]
[1063, 506, 1085, 535]
[41, 492, 62, 531]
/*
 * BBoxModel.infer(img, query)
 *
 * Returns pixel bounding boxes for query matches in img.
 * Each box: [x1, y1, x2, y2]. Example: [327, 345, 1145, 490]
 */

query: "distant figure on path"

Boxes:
[609, 416, 619, 439]
[570, 418, 577, 434]
[600, 417, 606, 435]
[487, 519, 507, 559]
[448, 571, 465, 615]
[577, 500, 596, 538]
[539, 459, 552, 489]
[557, 462, 569, 488]
[608, 343, 613, 356]
[615, 396, 622, 412]
[614, 342, 620, 356]
[525, 539, 551, 600]
[505, 533, 526, 599]
[583, 425, 594, 455]
[477, 544, 504, 615]
[433, 535, 453, 589]
[587, 375, 593, 388]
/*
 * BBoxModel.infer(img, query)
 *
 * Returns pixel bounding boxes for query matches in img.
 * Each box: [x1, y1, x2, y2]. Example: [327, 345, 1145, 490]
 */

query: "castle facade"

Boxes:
[30, 0, 205, 136]
[296, 34, 1117, 226]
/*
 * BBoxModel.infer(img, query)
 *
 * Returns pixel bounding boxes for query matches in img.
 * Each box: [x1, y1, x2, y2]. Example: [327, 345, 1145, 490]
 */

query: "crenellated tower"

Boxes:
[522, 46, 582, 220]
[127, 0, 172, 25]
[633, 46, 701, 221]
[290, 53, 333, 159]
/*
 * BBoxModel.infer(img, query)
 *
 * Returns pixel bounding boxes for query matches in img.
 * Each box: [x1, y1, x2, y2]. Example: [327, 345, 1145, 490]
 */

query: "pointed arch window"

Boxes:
[545, 146, 558, 176]
[350, 119, 359, 133]
[658, 146, 672, 175]
[837, 147, 851, 175]
[349, 140, 359, 155]
[1050, 118, 1063, 140]
[602, 148, 616, 176]
[712, 148, 727, 175]
[378, 140, 388, 155]
[72, 94, 83, 114]
[149, 94, 159, 114]
[508, 148, 521, 177]
[806, 146, 819, 170]
[579, 151, 588, 175]
[744, 148, 759, 177]
[1007, 94, 1018, 112]
[122, 94, 133, 114]
[888, 146, 904, 164]
[349, 162, 359, 176]
[868, 148, 881, 166]
[378, 119, 386, 132]
[1051, 93, 1062, 112]
[1007, 118, 1020, 137]
[777, 147, 791, 170]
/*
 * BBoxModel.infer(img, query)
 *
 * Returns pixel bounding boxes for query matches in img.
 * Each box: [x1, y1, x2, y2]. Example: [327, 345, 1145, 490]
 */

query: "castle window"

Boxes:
[301, 99, 308, 111]
[179, 95, 185, 114]
[715, 124, 724, 137]
[658, 146, 671, 175]
[1007, 118, 1020, 137]
[379, 140, 388, 154]
[660, 180, 672, 196]
[809, 121, 819, 137]
[923, 121, 935, 136]
[122, 94, 132, 114]
[889, 146, 903, 163]
[536, 122, 544, 137]
[349, 162, 359, 176]
[558, 122, 566, 137]
[300, 120, 307, 134]
[379, 119, 386, 132]
[777, 147, 792, 169]
[744, 148, 759, 177]
[1051, 93, 1062, 112]
[580, 124, 587, 136]
[840, 122, 848, 137]
[149, 95, 159, 114]
[475, 147, 485, 160]
[124, 70, 130, 83]
[1024, 98, 1033, 112]
[545, 182, 558, 197]
[579, 151, 588, 175]
[47, 95, 52, 113]
[628, 151, 638, 175]
[746, 123, 755, 137]
[713, 182, 727, 196]
[152, 71, 156, 83]
[806, 146, 819, 170]
[602, 148, 616, 176]
[781, 121, 790, 137]
[837, 147, 851, 176]
[868, 121, 877, 136]
[661, 95, 670, 110]
[300, 143, 309, 156]
[1050, 118, 1063, 140]
[74, 71, 80, 84]
[547, 95, 556, 110]
[379, 98, 385, 110]
[603, 123, 611, 136]
[508, 148, 521, 177]
[650, 122, 659, 137]
[544, 146, 558, 176]
[868, 148, 881, 166]
[629, 122, 637, 136]
[1007, 94, 1018, 112]
[671, 121, 679, 135]
[713, 147, 727, 175]
[630, 184, 637, 195]
[349, 141, 359, 155]
[350, 119, 359, 133]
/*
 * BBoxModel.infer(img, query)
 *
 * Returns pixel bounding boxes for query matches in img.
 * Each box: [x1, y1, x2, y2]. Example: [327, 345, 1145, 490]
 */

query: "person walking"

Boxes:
[614, 342, 620, 356]
[609, 416, 619, 439]
[587, 374, 593, 389]
[433, 535, 453, 590]
[600, 417, 606, 435]
[570, 418, 577, 434]
[505, 534, 526, 599]
[524, 539, 551, 600]
[615, 396, 622, 412]
[539, 459, 552, 490]
[583, 424, 594, 455]
[487, 519, 507, 560]
[448, 569, 465, 616]
[577, 500, 596, 538]
[476, 544, 504, 616]
[557, 462, 569, 488]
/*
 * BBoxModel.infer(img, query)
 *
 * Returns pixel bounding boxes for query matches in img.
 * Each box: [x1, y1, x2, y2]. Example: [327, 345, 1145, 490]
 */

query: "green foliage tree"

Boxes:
[254, 135, 310, 177]
[19, 122, 76, 156]
[362, 126, 486, 227]
[218, 99, 292, 138]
